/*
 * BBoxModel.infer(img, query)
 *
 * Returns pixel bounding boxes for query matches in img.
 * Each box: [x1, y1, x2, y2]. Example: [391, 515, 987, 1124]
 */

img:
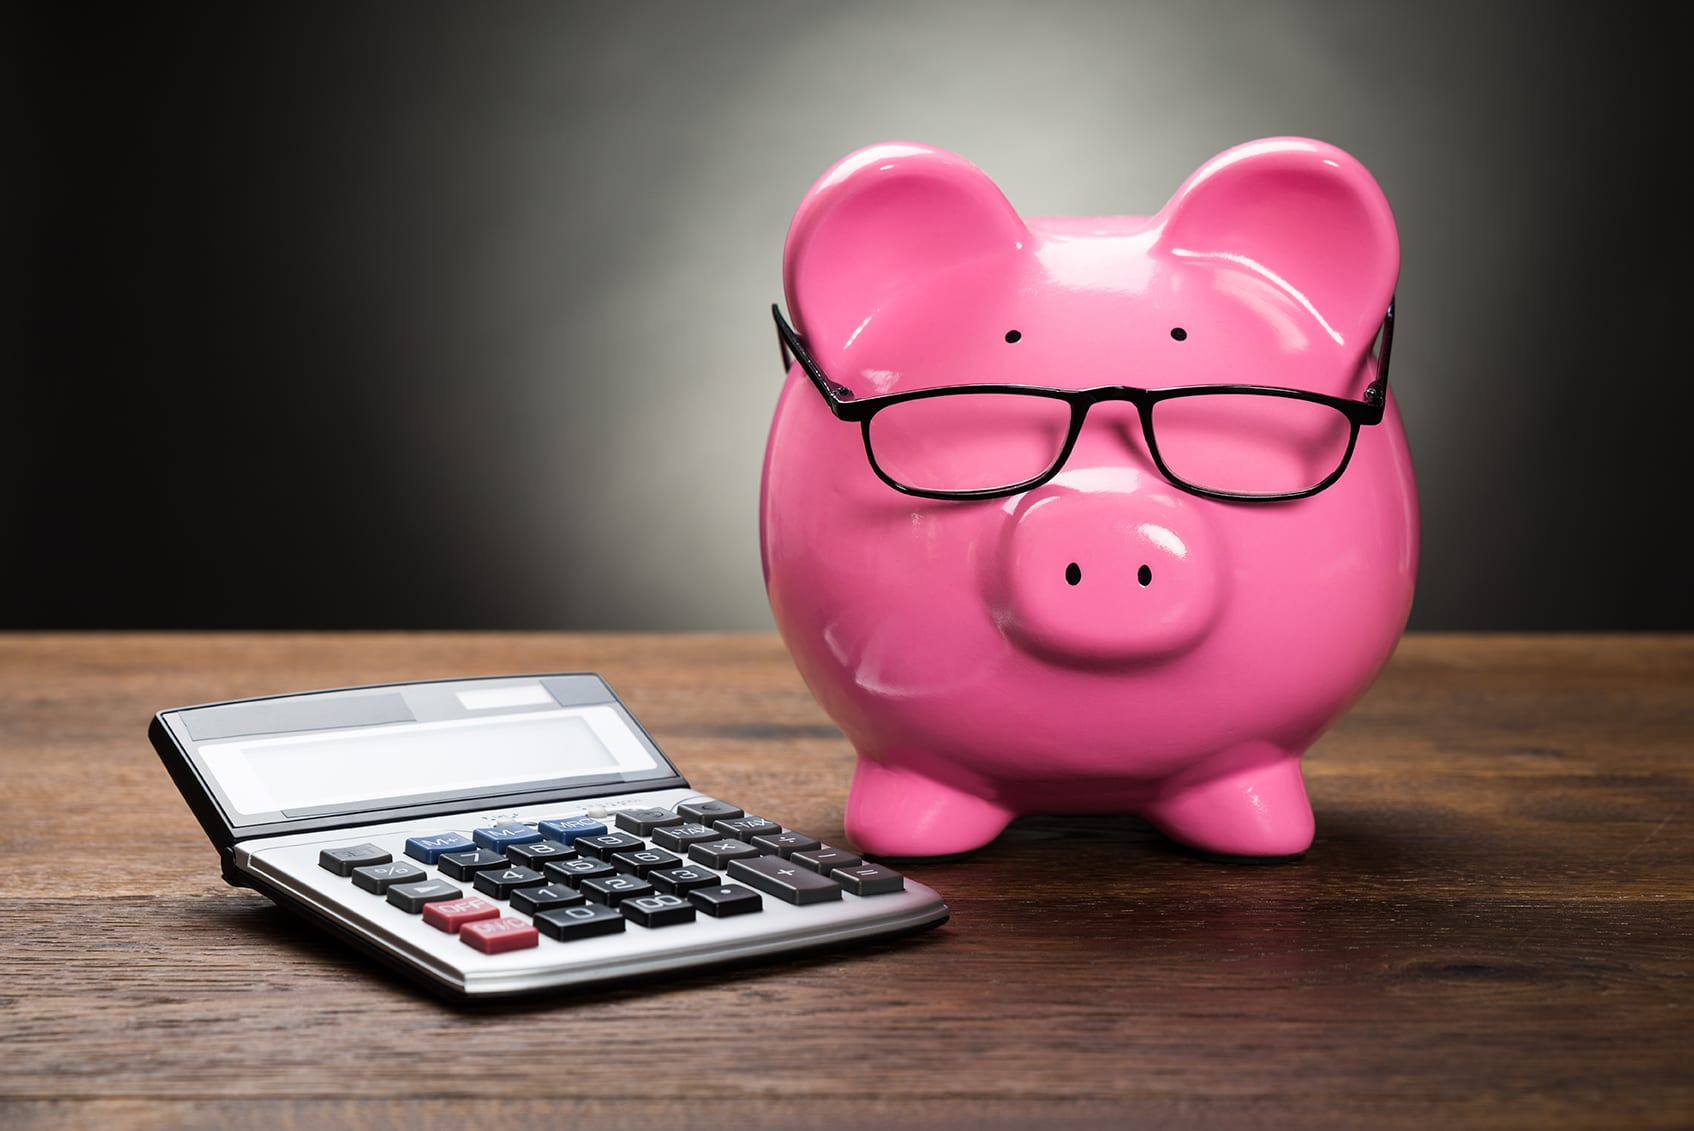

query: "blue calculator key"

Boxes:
[405, 832, 476, 865]
[538, 816, 608, 844]
[473, 825, 543, 851]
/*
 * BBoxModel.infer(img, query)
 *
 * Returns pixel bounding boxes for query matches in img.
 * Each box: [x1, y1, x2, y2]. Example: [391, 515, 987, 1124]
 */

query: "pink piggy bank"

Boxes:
[760, 138, 1416, 859]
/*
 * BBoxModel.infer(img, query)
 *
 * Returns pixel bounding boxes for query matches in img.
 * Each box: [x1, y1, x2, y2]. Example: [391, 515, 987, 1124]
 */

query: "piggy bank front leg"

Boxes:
[844, 755, 1015, 859]
[1143, 746, 1315, 859]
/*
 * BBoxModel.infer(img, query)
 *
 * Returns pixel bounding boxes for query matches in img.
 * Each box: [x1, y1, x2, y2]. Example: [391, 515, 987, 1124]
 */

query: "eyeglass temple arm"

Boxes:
[1362, 299, 1395, 419]
[772, 304, 857, 418]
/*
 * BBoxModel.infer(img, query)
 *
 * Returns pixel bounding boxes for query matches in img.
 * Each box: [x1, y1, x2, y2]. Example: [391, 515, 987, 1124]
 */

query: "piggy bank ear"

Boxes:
[783, 143, 1029, 353]
[1154, 138, 1399, 352]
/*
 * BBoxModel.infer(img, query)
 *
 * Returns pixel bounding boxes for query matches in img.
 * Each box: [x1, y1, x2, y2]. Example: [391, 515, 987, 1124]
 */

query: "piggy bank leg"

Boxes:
[1143, 749, 1315, 859]
[844, 755, 1014, 858]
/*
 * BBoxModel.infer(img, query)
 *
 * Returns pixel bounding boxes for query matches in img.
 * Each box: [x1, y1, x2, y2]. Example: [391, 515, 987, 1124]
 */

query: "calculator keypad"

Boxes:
[312, 798, 909, 957]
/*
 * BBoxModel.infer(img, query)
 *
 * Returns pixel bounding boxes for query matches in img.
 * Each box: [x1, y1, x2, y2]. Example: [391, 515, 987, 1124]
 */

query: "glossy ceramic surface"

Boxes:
[760, 138, 1418, 859]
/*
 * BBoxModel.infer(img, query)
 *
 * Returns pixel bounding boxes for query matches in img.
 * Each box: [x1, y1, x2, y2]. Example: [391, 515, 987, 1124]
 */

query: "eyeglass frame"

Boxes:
[771, 300, 1395, 503]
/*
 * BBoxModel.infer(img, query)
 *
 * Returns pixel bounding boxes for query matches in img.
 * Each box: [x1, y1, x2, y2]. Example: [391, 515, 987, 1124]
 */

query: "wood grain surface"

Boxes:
[1, 633, 1689, 1130]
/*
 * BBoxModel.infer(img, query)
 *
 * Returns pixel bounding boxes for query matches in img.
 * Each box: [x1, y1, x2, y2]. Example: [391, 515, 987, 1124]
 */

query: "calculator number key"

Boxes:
[620, 892, 696, 928]
[576, 832, 647, 860]
[611, 848, 682, 878]
[581, 874, 655, 906]
[438, 848, 511, 880]
[509, 884, 586, 916]
[650, 865, 722, 896]
[506, 840, 577, 869]
[535, 902, 626, 941]
[544, 857, 616, 887]
[473, 865, 548, 900]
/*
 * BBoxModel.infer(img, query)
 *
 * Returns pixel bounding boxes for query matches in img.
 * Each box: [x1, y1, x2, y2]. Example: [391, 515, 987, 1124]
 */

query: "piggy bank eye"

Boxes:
[1170, 328, 1188, 341]
[1004, 330, 1022, 344]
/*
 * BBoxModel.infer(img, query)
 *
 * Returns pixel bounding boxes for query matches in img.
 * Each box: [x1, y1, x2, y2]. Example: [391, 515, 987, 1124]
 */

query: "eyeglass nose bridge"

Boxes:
[1058, 385, 1167, 471]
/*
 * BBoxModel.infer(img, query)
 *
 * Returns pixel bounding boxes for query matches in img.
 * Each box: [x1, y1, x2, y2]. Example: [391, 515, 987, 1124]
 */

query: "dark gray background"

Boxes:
[10, 2, 1687, 630]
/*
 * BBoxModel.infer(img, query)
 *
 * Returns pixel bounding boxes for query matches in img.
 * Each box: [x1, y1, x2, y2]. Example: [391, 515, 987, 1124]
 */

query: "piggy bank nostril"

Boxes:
[1138, 565, 1152, 587]
[1065, 562, 1082, 586]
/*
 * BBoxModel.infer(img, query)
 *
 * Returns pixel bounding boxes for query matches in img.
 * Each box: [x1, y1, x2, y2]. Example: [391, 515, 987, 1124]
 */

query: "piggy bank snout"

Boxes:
[995, 482, 1225, 664]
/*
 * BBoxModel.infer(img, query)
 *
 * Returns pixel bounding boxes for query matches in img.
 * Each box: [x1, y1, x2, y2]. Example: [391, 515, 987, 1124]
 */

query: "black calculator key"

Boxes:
[509, 883, 586, 916]
[713, 816, 783, 841]
[620, 892, 697, 928]
[387, 879, 462, 913]
[793, 846, 862, 875]
[473, 865, 548, 899]
[581, 874, 655, 906]
[688, 883, 764, 918]
[650, 865, 722, 895]
[614, 808, 684, 835]
[611, 848, 682, 878]
[545, 857, 616, 887]
[351, 861, 427, 893]
[319, 843, 392, 875]
[688, 838, 765, 868]
[727, 855, 844, 905]
[537, 816, 607, 844]
[535, 902, 626, 941]
[831, 862, 906, 896]
[751, 831, 820, 858]
[676, 799, 743, 824]
[576, 832, 647, 860]
[506, 840, 577, 868]
[439, 848, 512, 880]
[651, 822, 719, 851]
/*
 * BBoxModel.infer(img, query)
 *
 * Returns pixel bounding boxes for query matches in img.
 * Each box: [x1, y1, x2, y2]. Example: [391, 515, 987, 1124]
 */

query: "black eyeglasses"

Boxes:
[772, 301, 1395, 503]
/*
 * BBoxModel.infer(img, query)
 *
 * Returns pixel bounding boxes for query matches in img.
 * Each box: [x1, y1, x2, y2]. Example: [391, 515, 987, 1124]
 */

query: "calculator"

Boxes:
[150, 673, 948, 999]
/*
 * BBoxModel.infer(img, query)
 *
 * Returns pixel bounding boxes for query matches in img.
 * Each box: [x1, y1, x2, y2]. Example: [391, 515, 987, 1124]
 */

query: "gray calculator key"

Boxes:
[386, 879, 463, 913]
[350, 861, 426, 893]
[614, 808, 685, 835]
[792, 845, 862, 875]
[688, 838, 764, 868]
[319, 843, 392, 875]
[831, 862, 906, 896]
[727, 854, 843, 905]
[676, 799, 743, 824]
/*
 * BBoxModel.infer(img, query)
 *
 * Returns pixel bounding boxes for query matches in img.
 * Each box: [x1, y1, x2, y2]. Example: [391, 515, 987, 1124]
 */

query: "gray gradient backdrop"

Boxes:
[12, 2, 1687, 630]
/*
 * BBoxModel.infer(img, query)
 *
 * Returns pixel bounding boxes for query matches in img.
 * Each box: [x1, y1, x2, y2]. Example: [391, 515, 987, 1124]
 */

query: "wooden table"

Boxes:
[2, 633, 1689, 1130]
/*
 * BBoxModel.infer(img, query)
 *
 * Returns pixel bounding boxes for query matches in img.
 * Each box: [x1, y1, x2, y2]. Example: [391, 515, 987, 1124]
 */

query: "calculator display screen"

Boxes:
[197, 706, 660, 819]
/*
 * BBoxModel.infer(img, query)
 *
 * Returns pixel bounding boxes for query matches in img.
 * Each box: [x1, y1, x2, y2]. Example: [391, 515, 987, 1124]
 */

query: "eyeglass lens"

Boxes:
[1148, 395, 1355, 496]
[866, 393, 1073, 494]
[864, 390, 1355, 497]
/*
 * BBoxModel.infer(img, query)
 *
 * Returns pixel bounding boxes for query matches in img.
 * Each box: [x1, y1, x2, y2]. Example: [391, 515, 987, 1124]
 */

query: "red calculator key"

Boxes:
[422, 897, 502, 934]
[460, 917, 540, 954]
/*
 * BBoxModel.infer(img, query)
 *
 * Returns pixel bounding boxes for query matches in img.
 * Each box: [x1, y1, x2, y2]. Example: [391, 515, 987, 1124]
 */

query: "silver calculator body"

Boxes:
[151, 673, 948, 999]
